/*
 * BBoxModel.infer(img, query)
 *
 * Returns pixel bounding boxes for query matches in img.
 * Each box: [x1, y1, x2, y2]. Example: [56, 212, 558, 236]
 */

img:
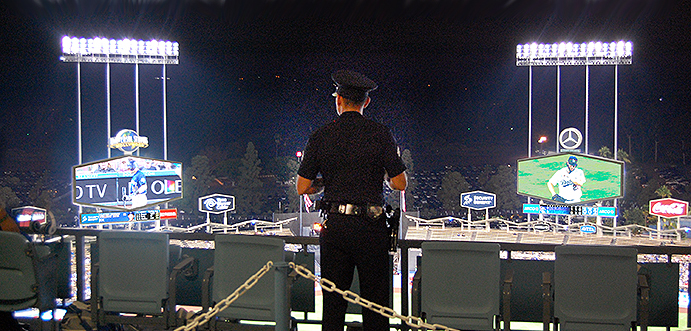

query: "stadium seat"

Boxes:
[420, 241, 502, 331]
[500, 259, 554, 326]
[202, 234, 292, 330]
[553, 245, 638, 331]
[1, 231, 63, 330]
[290, 249, 315, 315]
[91, 230, 194, 329]
[0, 231, 54, 312]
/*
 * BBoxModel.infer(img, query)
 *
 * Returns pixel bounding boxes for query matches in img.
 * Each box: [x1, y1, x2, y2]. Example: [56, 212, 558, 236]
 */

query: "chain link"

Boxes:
[289, 262, 459, 331]
[174, 260, 459, 331]
[174, 261, 274, 331]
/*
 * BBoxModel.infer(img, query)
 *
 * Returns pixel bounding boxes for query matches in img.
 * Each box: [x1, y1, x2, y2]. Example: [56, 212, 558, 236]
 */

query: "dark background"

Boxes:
[0, 0, 688, 176]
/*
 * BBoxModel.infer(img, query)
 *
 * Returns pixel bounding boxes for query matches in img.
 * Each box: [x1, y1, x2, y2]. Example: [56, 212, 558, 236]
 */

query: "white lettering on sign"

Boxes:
[473, 196, 494, 204]
[85, 184, 107, 198]
[651, 202, 687, 217]
[204, 197, 233, 211]
[160, 210, 178, 218]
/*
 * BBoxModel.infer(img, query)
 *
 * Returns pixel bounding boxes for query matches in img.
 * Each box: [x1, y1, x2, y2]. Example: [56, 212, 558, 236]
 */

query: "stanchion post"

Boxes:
[76, 234, 86, 302]
[274, 261, 291, 331]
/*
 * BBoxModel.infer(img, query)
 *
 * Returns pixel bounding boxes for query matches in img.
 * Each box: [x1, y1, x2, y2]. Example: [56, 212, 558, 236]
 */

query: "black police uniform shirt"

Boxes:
[298, 111, 406, 206]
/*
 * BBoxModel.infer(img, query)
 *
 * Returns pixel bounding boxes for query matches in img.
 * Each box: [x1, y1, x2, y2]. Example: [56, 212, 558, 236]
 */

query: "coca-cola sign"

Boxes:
[649, 198, 689, 218]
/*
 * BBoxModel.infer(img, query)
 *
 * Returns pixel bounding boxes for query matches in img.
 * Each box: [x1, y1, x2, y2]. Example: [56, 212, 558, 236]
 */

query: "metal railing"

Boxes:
[47, 224, 691, 331]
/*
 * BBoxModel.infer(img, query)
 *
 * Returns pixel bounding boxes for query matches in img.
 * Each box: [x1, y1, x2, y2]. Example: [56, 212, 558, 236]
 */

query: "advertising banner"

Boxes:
[80, 208, 178, 225]
[461, 191, 496, 210]
[199, 194, 235, 214]
[73, 156, 182, 211]
[522, 204, 617, 217]
[649, 198, 688, 218]
[11, 206, 47, 228]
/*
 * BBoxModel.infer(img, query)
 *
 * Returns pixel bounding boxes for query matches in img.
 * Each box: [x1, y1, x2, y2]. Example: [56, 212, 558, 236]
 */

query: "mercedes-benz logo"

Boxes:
[559, 127, 583, 149]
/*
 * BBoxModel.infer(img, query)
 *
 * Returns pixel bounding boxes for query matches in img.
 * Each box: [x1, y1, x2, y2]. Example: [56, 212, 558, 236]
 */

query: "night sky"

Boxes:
[0, 0, 689, 178]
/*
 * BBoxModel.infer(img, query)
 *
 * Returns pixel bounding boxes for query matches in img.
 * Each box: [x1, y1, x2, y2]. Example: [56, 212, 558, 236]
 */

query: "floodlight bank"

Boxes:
[60, 36, 179, 65]
[516, 40, 632, 66]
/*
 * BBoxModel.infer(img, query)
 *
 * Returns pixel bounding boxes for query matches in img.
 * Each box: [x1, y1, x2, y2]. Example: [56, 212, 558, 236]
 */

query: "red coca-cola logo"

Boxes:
[649, 198, 689, 218]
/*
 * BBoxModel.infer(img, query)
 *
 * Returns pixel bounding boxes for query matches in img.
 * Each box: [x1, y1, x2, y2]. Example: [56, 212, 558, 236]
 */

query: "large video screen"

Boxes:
[72, 156, 183, 211]
[517, 153, 623, 204]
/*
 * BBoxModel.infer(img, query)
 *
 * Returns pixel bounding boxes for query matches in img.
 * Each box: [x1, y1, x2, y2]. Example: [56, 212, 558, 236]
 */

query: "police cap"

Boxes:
[332, 70, 378, 103]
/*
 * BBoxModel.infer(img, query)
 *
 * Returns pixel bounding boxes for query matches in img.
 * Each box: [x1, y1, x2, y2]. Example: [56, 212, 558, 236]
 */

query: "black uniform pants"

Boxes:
[319, 213, 391, 331]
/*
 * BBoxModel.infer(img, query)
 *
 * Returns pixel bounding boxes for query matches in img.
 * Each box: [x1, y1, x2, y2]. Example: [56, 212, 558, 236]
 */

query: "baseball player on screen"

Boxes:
[548, 155, 586, 203]
[125, 159, 148, 208]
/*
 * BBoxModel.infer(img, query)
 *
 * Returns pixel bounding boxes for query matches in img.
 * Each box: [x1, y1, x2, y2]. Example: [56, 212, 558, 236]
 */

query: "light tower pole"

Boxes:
[517, 40, 632, 157]
[60, 36, 179, 302]
[517, 40, 633, 226]
[60, 36, 180, 162]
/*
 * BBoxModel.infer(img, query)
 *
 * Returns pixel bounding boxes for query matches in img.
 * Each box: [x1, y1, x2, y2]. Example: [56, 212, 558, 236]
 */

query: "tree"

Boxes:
[598, 146, 632, 163]
[622, 206, 654, 229]
[477, 164, 496, 189]
[655, 185, 672, 198]
[285, 158, 301, 212]
[0, 176, 21, 210]
[236, 142, 264, 216]
[617, 149, 632, 163]
[485, 165, 522, 215]
[598, 146, 613, 159]
[177, 155, 213, 214]
[400, 149, 417, 212]
[28, 170, 54, 210]
[438, 171, 470, 214]
[0, 186, 21, 210]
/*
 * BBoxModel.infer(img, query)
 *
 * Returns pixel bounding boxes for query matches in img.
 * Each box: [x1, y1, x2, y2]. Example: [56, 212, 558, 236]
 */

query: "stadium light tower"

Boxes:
[60, 36, 180, 162]
[516, 40, 632, 227]
[516, 40, 632, 156]
[60, 37, 179, 301]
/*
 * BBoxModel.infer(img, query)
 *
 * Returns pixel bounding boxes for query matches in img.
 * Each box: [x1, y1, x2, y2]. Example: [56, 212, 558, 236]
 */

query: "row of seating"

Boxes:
[1, 231, 682, 330]
[90, 231, 296, 330]
[413, 242, 661, 331]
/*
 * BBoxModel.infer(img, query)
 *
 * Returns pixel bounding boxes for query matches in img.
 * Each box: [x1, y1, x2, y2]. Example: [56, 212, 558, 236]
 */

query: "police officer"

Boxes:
[297, 70, 407, 331]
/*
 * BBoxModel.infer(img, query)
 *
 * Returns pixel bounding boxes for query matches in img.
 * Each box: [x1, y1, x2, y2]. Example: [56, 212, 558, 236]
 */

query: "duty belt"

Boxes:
[324, 202, 384, 220]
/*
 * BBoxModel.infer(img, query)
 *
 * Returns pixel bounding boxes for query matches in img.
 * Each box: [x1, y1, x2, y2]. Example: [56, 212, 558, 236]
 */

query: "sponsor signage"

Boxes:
[199, 194, 235, 214]
[559, 127, 583, 152]
[461, 191, 496, 210]
[649, 198, 688, 218]
[72, 155, 183, 211]
[522, 204, 617, 217]
[11, 206, 47, 228]
[580, 225, 597, 234]
[80, 208, 178, 225]
[109, 129, 149, 154]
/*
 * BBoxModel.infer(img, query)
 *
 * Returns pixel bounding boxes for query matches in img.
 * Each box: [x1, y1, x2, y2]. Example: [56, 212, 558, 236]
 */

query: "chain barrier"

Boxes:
[175, 260, 459, 331]
[289, 262, 459, 331]
[174, 261, 274, 331]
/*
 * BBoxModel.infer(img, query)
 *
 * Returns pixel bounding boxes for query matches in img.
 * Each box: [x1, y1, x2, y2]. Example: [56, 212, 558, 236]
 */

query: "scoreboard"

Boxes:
[523, 204, 617, 217]
[80, 208, 178, 225]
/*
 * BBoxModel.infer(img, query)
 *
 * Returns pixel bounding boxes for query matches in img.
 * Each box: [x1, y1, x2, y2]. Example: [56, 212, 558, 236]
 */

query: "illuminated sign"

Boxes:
[80, 208, 178, 225]
[72, 156, 182, 211]
[108, 129, 149, 154]
[649, 198, 688, 218]
[199, 194, 235, 214]
[580, 225, 597, 233]
[522, 204, 617, 217]
[559, 127, 583, 151]
[11, 206, 47, 228]
[460, 191, 496, 210]
[517, 153, 624, 204]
